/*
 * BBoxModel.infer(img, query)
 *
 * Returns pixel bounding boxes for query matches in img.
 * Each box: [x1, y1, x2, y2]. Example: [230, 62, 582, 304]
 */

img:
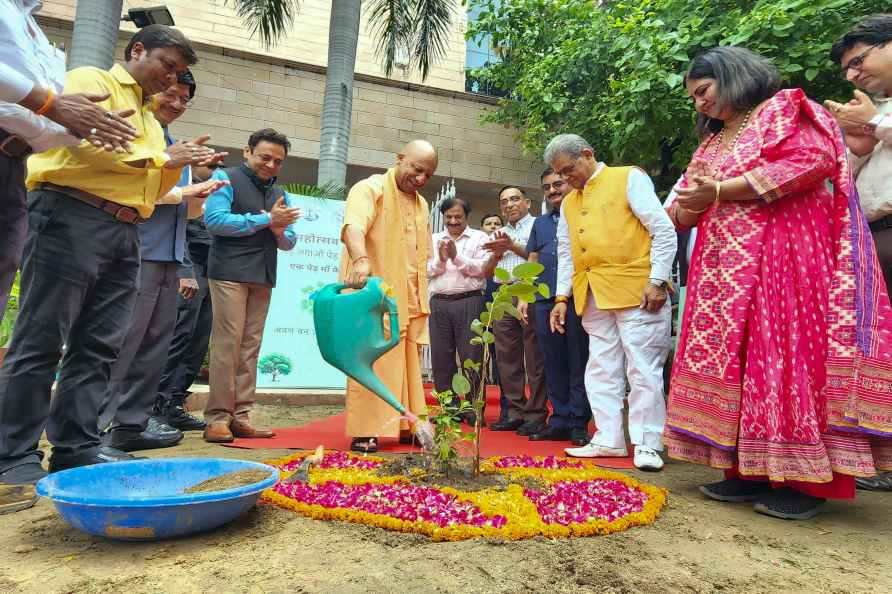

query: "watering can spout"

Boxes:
[313, 277, 405, 414]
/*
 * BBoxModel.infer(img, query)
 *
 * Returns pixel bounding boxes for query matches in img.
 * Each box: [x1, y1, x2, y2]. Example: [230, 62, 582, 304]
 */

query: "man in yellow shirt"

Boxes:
[545, 133, 676, 471]
[0, 25, 222, 507]
[339, 140, 437, 453]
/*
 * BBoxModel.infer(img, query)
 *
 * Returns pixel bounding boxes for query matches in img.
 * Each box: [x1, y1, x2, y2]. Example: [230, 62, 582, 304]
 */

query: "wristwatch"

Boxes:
[648, 279, 667, 289]
[864, 114, 887, 136]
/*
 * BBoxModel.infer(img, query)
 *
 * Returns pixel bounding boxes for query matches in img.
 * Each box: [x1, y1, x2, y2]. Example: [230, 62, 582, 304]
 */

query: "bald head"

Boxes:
[394, 139, 438, 194]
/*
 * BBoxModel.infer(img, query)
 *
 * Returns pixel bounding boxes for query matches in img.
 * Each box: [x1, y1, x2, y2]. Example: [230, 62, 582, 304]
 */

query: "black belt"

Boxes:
[869, 215, 892, 233]
[0, 129, 33, 159]
[37, 182, 146, 225]
[432, 290, 483, 301]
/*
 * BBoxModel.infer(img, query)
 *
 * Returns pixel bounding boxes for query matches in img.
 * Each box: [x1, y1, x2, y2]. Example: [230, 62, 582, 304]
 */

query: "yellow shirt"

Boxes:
[563, 165, 652, 312]
[339, 169, 431, 332]
[26, 64, 182, 218]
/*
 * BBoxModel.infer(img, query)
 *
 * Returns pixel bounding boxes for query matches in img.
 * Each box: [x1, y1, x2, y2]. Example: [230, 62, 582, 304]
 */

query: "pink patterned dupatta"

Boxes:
[665, 89, 892, 483]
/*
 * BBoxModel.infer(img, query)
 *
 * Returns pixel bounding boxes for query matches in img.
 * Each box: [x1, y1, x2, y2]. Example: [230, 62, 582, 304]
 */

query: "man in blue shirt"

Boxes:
[520, 168, 591, 445]
[202, 128, 300, 443]
[98, 71, 227, 452]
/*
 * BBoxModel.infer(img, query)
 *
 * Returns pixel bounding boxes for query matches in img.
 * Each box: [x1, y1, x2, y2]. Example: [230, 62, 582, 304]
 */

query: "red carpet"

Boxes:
[222, 386, 634, 469]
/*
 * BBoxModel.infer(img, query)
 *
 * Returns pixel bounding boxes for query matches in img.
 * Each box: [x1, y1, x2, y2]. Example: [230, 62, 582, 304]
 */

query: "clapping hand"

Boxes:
[44, 92, 137, 153]
[182, 179, 229, 202]
[675, 159, 722, 213]
[825, 90, 879, 135]
[438, 238, 451, 262]
[482, 229, 512, 255]
[164, 134, 228, 169]
[265, 197, 301, 231]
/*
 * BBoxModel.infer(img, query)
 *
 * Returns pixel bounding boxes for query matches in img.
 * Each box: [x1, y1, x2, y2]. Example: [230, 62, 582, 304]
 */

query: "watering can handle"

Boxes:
[383, 292, 400, 351]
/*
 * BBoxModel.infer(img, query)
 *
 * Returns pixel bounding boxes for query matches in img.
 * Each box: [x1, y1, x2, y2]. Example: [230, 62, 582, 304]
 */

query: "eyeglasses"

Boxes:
[499, 195, 526, 206]
[555, 157, 580, 178]
[542, 180, 566, 192]
[840, 44, 879, 79]
[159, 91, 193, 107]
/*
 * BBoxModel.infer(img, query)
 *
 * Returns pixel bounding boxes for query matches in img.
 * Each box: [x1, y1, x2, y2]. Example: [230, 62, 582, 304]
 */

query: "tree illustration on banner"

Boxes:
[259, 353, 294, 383]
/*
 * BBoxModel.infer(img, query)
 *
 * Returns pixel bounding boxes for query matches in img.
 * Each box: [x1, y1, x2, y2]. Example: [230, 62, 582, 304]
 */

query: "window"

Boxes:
[465, 4, 505, 96]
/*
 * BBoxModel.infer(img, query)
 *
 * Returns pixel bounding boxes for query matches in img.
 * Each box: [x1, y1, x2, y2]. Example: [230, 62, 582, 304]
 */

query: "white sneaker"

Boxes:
[564, 443, 628, 458]
[633, 445, 664, 471]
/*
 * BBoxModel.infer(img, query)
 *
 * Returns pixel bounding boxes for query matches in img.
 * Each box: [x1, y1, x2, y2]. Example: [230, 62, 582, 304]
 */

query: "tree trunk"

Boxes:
[69, 0, 123, 69]
[316, 0, 361, 188]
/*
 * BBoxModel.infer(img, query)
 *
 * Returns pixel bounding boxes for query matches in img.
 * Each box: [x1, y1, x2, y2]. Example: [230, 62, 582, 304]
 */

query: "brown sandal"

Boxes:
[350, 437, 378, 453]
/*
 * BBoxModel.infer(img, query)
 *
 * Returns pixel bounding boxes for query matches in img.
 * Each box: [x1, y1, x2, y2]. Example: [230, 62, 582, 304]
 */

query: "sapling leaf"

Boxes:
[470, 319, 485, 335]
[512, 261, 544, 279]
[452, 373, 471, 396]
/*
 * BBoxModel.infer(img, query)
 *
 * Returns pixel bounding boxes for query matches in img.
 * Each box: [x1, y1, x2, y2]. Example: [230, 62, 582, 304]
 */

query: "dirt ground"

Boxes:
[1, 403, 891, 594]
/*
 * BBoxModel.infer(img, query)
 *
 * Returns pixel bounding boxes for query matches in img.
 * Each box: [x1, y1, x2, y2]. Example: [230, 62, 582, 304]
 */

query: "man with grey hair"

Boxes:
[546, 133, 676, 471]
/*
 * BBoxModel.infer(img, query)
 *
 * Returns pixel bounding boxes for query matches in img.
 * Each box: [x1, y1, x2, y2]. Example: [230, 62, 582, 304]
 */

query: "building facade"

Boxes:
[36, 0, 543, 214]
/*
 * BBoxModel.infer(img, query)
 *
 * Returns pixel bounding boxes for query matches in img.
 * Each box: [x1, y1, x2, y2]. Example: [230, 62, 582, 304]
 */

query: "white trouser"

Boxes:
[580, 291, 670, 450]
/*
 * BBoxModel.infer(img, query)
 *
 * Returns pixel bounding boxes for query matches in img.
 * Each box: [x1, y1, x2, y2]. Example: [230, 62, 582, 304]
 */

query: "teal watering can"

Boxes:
[313, 277, 435, 449]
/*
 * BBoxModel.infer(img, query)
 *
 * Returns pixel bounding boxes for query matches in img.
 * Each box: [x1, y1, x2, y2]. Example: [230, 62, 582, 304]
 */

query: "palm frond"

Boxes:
[365, 0, 414, 77]
[228, 0, 300, 49]
[411, 0, 455, 81]
[282, 182, 347, 200]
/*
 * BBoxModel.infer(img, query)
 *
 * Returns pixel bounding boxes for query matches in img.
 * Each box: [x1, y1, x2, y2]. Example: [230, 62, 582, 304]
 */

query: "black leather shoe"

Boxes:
[490, 418, 524, 431]
[856, 473, 892, 492]
[159, 404, 206, 431]
[570, 427, 590, 446]
[49, 447, 143, 473]
[0, 462, 47, 485]
[529, 425, 571, 441]
[105, 422, 183, 452]
[516, 421, 545, 436]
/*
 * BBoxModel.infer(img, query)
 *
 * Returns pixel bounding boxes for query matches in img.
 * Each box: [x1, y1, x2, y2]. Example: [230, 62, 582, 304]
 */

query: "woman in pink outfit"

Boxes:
[665, 46, 892, 520]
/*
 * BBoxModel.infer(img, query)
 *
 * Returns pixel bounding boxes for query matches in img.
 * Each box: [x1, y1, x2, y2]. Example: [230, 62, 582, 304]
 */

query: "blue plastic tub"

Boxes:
[36, 458, 279, 540]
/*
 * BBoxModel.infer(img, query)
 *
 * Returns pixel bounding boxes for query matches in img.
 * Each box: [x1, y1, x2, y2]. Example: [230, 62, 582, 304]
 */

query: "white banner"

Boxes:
[256, 195, 347, 389]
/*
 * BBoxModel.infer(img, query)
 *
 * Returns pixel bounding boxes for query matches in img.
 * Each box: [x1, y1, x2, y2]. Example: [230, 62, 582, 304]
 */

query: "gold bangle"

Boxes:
[714, 180, 722, 204]
[679, 205, 707, 215]
[35, 88, 55, 116]
[353, 256, 369, 264]
[554, 295, 569, 304]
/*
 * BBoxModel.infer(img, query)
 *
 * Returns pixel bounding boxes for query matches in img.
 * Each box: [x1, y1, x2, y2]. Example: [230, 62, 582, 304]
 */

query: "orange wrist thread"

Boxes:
[35, 88, 55, 116]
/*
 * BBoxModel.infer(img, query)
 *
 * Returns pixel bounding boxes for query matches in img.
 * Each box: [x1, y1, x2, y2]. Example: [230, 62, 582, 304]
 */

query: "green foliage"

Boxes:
[427, 388, 474, 471]
[258, 352, 294, 382]
[467, 0, 886, 190]
[228, 0, 301, 49]
[0, 272, 20, 347]
[282, 183, 347, 201]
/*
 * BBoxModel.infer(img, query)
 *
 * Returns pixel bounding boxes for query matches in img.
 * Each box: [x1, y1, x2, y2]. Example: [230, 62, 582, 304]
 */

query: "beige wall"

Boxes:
[37, 4, 544, 209]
